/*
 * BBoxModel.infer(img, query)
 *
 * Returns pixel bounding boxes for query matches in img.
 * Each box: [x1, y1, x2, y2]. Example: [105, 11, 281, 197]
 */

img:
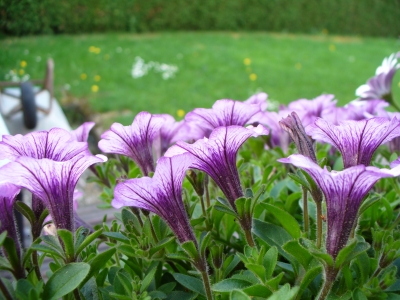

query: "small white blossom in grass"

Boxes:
[131, 56, 178, 80]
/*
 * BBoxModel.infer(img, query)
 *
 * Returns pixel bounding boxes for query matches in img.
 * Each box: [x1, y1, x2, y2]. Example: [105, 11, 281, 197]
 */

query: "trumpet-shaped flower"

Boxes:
[98, 112, 165, 176]
[0, 155, 106, 232]
[278, 154, 393, 258]
[307, 117, 400, 168]
[165, 125, 269, 208]
[244, 92, 268, 111]
[0, 182, 22, 256]
[71, 122, 95, 142]
[279, 112, 317, 162]
[0, 128, 91, 221]
[112, 154, 196, 244]
[185, 99, 262, 137]
[287, 94, 337, 127]
[356, 52, 400, 101]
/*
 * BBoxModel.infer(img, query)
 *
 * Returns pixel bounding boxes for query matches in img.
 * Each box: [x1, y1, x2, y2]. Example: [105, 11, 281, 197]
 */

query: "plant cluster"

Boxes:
[0, 52, 399, 300]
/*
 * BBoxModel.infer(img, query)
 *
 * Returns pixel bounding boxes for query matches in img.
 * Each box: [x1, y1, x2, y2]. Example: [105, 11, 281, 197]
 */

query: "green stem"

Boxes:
[204, 175, 210, 208]
[32, 250, 42, 281]
[200, 268, 214, 300]
[199, 195, 207, 217]
[0, 278, 12, 300]
[147, 215, 159, 243]
[302, 187, 309, 237]
[317, 265, 338, 300]
[316, 201, 323, 249]
[244, 227, 255, 247]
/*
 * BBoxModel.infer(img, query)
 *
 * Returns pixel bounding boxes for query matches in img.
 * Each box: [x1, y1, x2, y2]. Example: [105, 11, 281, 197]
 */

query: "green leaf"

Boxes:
[172, 273, 206, 296]
[15, 279, 34, 300]
[296, 265, 323, 300]
[267, 283, 299, 300]
[75, 228, 103, 257]
[121, 208, 142, 235]
[140, 265, 157, 293]
[0, 231, 7, 246]
[200, 232, 211, 259]
[42, 262, 90, 300]
[359, 194, 381, 215]
[14, 201, 36, 224]
[309, 249, 334, 267]
[352, 288, 368, 300]
[103, 232, 130, 243]
[81, 277, 100, 300]
[243, 284, 272, 298]
[245, 263, 265, 282]
[149, 237, 176, 257]
[57, 229, 75, 261]
[335, 240, 370, 268]
[260, 203, 301, 239]
[115, 269, 133, 296]
[212, 279, 253, 292]
[30, 244, 64, 259]
[80, 247, 116, 287]
[214, 204, 238, 217]
[264, 246, 278, 280]
[223, 255, 241, 278]
[181, 240, 199, 261]
[252, 219, 293, 261]
[230, 289, 252, 300]
[283, 240, 314, 269]
[3, 237, 22, 271]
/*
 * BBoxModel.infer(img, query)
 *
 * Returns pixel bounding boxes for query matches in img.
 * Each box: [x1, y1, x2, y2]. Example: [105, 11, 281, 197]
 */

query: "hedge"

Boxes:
[1, 0, 399, 37]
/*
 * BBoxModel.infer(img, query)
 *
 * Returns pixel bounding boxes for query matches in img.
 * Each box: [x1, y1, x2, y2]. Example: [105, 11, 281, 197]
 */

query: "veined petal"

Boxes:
[0, 155, 105, 231]
[185, 99, 261, 136]
[169, 126, 268, 207]
[307, 117, 400, 168]
[71, 122, 95, 142]
[0, 128, 88, 161]
[98, 112, 165, 175]
[113, 154, 196, 244]
[279, 154, 392, 258]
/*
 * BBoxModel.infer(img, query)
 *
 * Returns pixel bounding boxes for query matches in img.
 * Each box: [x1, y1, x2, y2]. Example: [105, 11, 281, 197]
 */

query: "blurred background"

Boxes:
[0, 0, 399, 130]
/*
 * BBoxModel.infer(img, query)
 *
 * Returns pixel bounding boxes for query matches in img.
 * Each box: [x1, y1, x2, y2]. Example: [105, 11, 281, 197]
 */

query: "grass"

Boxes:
[1, 31, 399, 126]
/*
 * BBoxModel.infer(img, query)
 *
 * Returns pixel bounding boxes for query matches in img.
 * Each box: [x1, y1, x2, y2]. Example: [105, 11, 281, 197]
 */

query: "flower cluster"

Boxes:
[0, 51, 400, 300]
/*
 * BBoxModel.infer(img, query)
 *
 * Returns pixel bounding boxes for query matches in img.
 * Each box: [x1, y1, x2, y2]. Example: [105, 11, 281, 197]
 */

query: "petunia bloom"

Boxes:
[0, 128, 90, 220]
[70, 122, 95, 142]
[356, 52, 400, 102]
[279, 112, 317, 162]
[112, 154, 196, 244]
[98, 112, 165, 176]
[165, 125, 269, 209]
[278, 154, 393, 258]
[307, 117, 400, 168]
[0, 155, 106, 232]
[0, 182, 22, 256]
[185, 99, 262, 137]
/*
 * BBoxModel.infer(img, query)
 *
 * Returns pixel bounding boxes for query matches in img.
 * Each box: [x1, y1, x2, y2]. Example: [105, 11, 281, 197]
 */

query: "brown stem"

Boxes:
[204, 175, 210, 208]
[318, 265, 338, 300]
[73, 288, 82, 300]
[0, 278, 12, 300]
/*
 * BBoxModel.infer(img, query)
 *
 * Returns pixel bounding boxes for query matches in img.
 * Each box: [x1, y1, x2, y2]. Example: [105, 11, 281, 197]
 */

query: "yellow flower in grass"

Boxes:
[329, 44, 336, 52]
[177, 109, 185, 118]
[249, 73, 257, 81]
[80, 73, 87, 80]
[94, 75, 101, 82]
[295, 63, 302, 70]
[244, 58, 251, 66]
[91, 85, 99, 93]
[20, 61, 27, 68]
[18, 69, 25, 75]
[398, 82, 400, 88]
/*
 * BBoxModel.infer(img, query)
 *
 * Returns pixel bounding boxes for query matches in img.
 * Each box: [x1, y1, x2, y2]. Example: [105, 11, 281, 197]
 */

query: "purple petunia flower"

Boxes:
[185, 99, 262, 137]
[307, 117, 400, 168]
[251, 110, 291, 151]
[287, 94, 337, 127]
[98, 112, 165, 176]
[356, 52, 400, 101]
[165, 125, 269, 208]
[0, 128, 91, 220]
[244, 92, 268, 111]
[153, 114, 193, 158]
[0, 155, 106, 232]
[70, 122, 95, 142]
[278, 154, 393, 258]
[112, 154, 196, 244]
[0, 181, 22, 256]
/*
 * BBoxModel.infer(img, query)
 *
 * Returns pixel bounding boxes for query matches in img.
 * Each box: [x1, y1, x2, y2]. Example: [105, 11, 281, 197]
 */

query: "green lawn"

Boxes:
[0, 32, 399, 126]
